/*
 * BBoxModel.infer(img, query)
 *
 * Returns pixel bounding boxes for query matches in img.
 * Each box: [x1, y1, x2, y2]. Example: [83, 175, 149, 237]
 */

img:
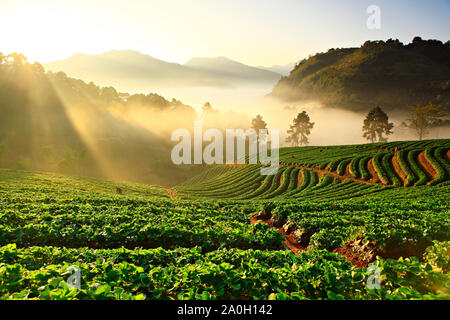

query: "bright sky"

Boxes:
[1, 0, 449, 66]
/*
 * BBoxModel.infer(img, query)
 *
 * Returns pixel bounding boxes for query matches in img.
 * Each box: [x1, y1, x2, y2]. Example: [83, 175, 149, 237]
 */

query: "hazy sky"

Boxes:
[1, 0, 449, 66]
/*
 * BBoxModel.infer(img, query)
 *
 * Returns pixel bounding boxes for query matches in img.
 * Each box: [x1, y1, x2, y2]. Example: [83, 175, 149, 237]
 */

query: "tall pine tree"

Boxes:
[362, 106, 394, 143]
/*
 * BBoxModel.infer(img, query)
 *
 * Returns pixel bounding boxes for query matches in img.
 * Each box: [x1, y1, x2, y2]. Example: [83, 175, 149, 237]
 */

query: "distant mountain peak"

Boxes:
[185, 56, 241, 65]
[185, 56, 281, 80]
[102, 49, 150, 57]
[44, 50, 281, 90]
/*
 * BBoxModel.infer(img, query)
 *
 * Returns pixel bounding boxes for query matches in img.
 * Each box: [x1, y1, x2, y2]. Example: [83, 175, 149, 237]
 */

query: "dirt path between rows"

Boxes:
[366, 158, 377, 183]
[297, 169, 302, 187]
[280, 162, 381, 186]
[166, 188, 178, 199]
[279, 170, 286, 186]
[250, 214, 307, 254]
[227, 149, 447, 188]
[345, 162, 352, 176]
[332, 244, 372, 269]
[391, 153, 407, 186]
[417, 151, 436, 179]
[228, 158, 392, 187]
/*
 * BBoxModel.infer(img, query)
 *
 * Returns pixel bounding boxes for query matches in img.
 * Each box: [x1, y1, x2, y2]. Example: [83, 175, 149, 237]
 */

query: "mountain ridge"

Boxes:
[44, 50, 282, 90]
[270, 37, 450, 114]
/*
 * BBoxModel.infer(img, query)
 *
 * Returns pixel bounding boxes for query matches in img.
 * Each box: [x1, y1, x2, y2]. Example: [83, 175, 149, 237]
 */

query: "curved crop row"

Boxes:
[179, 171, 264, 198]
[286, 167, 300, 192]
[178, 166, 253, 191]
[337, 159, 351, 176]
[293, 170, 318, 198]
[358, 156, 371, 181]
[425, 148, 447, 186]
[396, 150, 417, 187]
[309, 183, 380, 201]
[327, 160, 340, 172]
[178, 166, 262, 196]
[294, 178, 345, 197]
[349, 157, 361, 179]
[407, 150, 428, 186]
[200, 174, 267, 199]
[305, 180, 361, 200]
[434, 147, 450, 173]
[314, 175, 334, 190]
[284, 168, 310, 196]
[382, 153, 402, 187]
[182, 166, 232, 185]
[257, 167, 288, 199]
[263, 167, 294, 199]
[239, 174, 274, 200]
[373, 154, 390, 185]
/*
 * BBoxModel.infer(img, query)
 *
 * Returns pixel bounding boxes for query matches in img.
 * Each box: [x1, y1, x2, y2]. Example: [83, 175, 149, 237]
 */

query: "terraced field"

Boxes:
[176, 139, 450, 200]
[1, 139, 449, 300]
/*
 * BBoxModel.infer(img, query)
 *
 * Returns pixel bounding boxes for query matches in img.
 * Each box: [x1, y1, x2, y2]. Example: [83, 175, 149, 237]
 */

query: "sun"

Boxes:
[1, 3, 94, 63]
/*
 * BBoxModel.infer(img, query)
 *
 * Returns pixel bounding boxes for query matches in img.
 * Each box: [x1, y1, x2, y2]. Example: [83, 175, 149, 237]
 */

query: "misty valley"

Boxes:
[1, 38, 449, 187]
[0, 0, 449, 305]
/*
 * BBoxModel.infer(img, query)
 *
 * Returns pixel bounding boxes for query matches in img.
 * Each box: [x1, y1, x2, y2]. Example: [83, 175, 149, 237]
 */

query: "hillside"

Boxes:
[270, 38, 450, 114]
[44, 50, 281, 90]
[176, 139, 450, 200]
[0, 52, 202, 186]
[1, 138, 449, 299]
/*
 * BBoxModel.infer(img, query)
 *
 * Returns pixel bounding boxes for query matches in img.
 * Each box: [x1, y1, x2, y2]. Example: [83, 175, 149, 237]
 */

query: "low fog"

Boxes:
[143, 83, 448, 146]
[1, 54, 448, 187]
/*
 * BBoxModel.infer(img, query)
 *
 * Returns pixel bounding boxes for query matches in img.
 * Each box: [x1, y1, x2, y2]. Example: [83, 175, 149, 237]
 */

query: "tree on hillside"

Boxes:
[362, 106, 394, 143]
[286, 111, 314, 146]
[202, 102, 214, 113]
[251, 115, 268, 142]
[402, 104, 444, 140]
[201, 102, 220, 117]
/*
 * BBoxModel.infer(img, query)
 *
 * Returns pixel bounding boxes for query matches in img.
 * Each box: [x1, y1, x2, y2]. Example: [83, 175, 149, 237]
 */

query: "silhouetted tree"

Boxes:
[286, 111, 314, 146]
[201, 102, 221, 127]
[0, 51, 199, 186]
[202, 102, 213, 112]
[403, 104, 444, 140]
[100, 86, 120, 104]
[251, 114, 267, 142]
[362, 106, 394, 143]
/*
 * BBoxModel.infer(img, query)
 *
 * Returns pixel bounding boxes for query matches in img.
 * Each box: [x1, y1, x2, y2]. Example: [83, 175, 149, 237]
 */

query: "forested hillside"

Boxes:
[271, 37, 450, 114]
[0, 52, 200, 186]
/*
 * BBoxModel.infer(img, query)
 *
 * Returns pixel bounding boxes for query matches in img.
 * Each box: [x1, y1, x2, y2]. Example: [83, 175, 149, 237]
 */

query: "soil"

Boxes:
[166, 188, 178, 199]
[251, 213, 371, 268]
[333, 246, 370, 268]
[224, 148, 449, 189]
[418, 151, 437, 179]
[345, 162, 352, 176]
[392, 152, 408, 185]
[368, 158, 388, 184]
[297, 169, 303, 187]
[251, 211, 430, 269]
[367, 159, 379, 183]
[279, 171, 285, 186]
[392, 152, 408, 186]
[279, 162, 380, 186]
[250, 213, 307, 254]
